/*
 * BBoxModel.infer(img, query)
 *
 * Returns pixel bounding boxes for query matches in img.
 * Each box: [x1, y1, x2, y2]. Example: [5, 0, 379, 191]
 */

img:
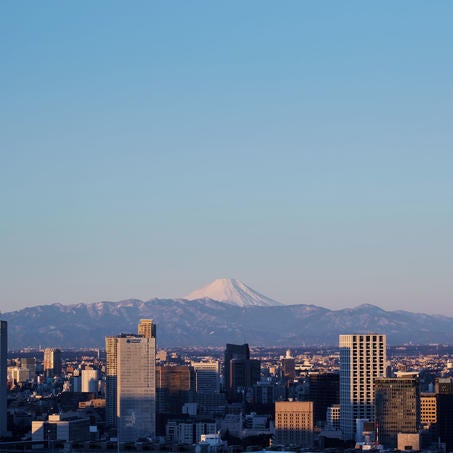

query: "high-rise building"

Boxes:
[156, 365, 196, 416]
[21, 357, 36, 375]
[138, 319, 156, 339]
[223, 343, 260, 402]
[281, 349, 296, 382]
[339, 334, 386, 441]
[420, 393, 437, 431]
[274, 401, 314, 448]
[155, 365, 196, 436]
[106, 320, 156, 442]
[191, 361, 220, 393]
[43, 348, 62, 379]
[435, 378, 453, 451]
[307, 372, 339, 426]
[374, 376, 420, 448]
[81, 369, 99, 393]
[0, 321, 7, 438]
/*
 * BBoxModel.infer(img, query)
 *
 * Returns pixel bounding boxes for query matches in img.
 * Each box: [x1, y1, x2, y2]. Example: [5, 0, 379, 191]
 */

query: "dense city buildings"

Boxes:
[0, 321, 7, 438]
[105, 320, 156, 442]
[374, 375, 420, 448]
[3, 326, 453, 452]
[339, 334, 387, 441]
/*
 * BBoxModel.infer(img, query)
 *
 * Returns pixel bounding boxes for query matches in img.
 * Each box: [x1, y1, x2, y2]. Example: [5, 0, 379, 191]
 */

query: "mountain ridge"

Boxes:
[3, 297, 453, 349]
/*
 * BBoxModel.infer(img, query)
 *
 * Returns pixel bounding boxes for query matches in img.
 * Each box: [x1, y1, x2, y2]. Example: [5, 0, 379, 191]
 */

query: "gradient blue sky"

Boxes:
[1, 1, 453, 315]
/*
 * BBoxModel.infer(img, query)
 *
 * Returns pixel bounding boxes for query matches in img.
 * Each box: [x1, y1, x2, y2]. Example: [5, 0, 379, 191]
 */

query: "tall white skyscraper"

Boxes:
[0, 321, 7, 438]
[339, 333, 386, 441]
[106, 320, 156, 442]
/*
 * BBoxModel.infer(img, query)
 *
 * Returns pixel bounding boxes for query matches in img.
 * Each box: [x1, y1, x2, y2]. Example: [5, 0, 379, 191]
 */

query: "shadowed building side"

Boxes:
[224, 343, 260, 402]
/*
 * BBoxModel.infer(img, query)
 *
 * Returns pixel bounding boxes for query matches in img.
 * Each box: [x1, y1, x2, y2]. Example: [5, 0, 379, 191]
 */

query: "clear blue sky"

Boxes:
[1, 1, 452, 315]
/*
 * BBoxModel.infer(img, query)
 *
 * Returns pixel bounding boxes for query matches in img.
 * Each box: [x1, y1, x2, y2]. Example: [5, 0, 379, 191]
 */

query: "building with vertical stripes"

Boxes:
[339, 334, 386, 441]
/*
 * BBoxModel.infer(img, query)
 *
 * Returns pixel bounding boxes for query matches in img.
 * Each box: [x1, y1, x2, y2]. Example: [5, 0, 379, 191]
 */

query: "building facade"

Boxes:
[307, 372, 340, 426]
[138, 319, 156, 339]
[274, 401, 314, 448]
[43, 348, 62, 379]
[436, 378, 453, 451]
[191, 361, 220, 393]
[374, 376, 420, 448]
[420, 393, 437, 431]
[156, 365, 196, 416]
[223, 344, 260, 402]
[81, 369, 99, 393]
[339, 334, 386, 441]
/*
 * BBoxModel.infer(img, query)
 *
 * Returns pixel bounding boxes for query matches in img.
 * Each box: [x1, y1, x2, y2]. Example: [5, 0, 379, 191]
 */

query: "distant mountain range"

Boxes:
[2, 279, 453, 349]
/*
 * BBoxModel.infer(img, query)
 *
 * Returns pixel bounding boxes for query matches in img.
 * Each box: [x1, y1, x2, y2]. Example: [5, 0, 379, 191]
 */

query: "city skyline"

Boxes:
[2, 2, 453, 315]
[5, 331, 453, 449]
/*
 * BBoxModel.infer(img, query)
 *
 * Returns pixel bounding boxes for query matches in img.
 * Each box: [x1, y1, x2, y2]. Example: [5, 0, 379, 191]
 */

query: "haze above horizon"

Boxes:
[1, 2, 453, 315]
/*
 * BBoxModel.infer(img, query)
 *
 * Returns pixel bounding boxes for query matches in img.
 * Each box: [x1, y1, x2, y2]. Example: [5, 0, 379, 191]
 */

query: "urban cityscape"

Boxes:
[1, 317, 453, 452]
[3, 2, 453, 453]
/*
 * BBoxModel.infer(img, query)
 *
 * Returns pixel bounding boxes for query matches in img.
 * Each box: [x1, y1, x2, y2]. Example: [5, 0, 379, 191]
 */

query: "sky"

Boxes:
[1, 1, 453, 315]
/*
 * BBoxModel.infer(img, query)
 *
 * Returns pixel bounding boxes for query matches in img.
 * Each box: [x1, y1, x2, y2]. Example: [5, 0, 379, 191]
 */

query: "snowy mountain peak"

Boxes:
[184, 278, 283, 307]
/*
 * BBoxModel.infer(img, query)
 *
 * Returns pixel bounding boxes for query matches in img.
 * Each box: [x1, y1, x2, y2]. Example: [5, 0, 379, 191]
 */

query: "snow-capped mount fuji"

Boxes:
[183, 278, 283, 307]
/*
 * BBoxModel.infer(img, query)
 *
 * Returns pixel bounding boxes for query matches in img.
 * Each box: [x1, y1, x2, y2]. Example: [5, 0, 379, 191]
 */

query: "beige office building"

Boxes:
[274, 401, 314, 448]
